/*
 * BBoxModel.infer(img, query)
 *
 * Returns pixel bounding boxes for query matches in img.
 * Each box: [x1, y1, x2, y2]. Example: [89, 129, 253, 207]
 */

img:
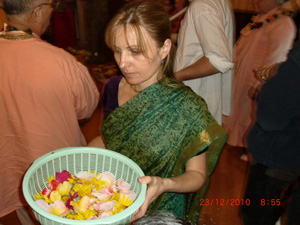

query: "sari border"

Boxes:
[149, 123, 227, 223]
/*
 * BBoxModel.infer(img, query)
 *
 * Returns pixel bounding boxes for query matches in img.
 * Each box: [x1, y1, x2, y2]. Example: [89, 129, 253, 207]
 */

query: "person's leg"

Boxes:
[241, 163, 289, 225]
[16, 207, 39, 225]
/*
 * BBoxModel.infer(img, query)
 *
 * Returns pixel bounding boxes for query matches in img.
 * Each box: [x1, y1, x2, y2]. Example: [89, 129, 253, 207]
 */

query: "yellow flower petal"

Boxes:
[49, 200, 67, 216]
[72, 195, 90, 213]
[57, 181, 71, 196]
[50, 191, 61, 203]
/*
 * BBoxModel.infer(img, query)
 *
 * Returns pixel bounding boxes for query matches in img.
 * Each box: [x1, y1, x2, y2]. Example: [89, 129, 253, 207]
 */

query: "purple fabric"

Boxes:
[101, 76, 122, 118]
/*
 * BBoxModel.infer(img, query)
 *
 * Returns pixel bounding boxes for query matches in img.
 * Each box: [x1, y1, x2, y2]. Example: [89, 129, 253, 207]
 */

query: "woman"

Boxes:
[223, 0, 296, 150]
[88, 1, 227, 223]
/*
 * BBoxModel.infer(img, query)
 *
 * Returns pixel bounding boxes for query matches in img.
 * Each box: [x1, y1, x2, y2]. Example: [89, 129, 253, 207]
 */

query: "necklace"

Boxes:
[246, 8, 294, 30]
[0, 25, 33, 40]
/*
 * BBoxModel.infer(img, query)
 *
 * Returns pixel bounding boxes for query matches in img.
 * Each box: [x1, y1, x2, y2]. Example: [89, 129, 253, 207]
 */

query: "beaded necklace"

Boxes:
[0, 25, 33, 40]
[246, 9, 294, 30]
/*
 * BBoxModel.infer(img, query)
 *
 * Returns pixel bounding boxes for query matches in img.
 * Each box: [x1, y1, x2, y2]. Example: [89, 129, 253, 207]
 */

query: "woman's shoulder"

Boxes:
[162, 78, 209, 110]
[105, 76, 122, 86]
[103, 76, 122, 91]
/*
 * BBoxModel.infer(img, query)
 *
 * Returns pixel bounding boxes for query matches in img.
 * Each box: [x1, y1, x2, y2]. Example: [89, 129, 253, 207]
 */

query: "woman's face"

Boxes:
[252, 0, 278, 14]
[113, 25, 169, 90]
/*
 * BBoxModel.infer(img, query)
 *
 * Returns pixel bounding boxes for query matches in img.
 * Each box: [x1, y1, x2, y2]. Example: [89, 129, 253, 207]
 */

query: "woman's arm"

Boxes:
[131, 153, 206, 221]
[163, 152, 206, 193]
[87, 136, 106, 148]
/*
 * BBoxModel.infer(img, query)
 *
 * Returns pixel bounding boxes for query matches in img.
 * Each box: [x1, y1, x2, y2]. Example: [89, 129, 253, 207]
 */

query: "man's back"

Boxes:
[0, 36, 99, 216]
[174, 0, 234, 124]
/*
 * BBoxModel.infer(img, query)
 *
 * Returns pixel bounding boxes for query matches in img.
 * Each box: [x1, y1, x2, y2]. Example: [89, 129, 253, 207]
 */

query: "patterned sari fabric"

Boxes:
[101, 77, 227, 224]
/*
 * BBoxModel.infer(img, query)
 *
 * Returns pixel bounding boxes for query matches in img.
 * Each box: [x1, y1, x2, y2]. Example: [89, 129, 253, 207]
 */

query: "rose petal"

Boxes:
[50, 190, 61, 202]
[55, 170, 72, 184]
[72, 195, 90, 213]
[48, 180, 58, 190]
[93, 201, 115, 212]
[120, 190, 136, 202]
[91, 191, 110, 201]
[57, 181, 71, 196]
[98, 211, 111, 218]
[42, 188, 51, 196]
[117, 178, 131, 191]
[97, 172, 115, 184]
[35, 199, 50, 212]
[49, 200, 67, 216]
[76, 171, 95, 180]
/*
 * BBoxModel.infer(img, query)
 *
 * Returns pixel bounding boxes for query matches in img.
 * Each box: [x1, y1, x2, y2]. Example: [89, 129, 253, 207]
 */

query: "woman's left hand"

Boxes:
[130, 176, 165, 222]
[130, 153, 206, 222]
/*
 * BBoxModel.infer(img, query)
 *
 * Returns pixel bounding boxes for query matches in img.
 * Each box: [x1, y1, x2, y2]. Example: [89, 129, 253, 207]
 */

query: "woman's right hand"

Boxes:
[130, 176, 166, 222]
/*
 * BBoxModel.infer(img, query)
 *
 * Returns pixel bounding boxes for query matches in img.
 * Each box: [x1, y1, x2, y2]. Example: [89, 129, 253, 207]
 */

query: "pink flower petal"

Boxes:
[97, 172, 115, 184]
[49, 200, 67, 216]
[93, 201, 115, 212]
[117, 178, 131, 191]
[35, 199, 50, 212]
[91, 191, 110, 201]
[42, 188, 51, 196]
[120, 190, 136, 202]
[99, 211, 111, 218]
[55, 170, 72, 184]
[76, 171, 95, 180]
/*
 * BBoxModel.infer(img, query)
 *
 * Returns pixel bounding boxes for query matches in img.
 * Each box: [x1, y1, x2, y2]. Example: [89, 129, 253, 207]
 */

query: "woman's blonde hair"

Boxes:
[105, 0, 175, 78]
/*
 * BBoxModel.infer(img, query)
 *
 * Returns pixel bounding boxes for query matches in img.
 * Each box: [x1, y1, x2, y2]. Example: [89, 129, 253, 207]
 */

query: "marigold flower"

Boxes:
[119, 193, 134, 207]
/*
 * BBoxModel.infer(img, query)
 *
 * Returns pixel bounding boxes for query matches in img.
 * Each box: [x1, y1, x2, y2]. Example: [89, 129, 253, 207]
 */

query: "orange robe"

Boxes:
[223, 7, 296, 147]
[0, 34, 99, 216]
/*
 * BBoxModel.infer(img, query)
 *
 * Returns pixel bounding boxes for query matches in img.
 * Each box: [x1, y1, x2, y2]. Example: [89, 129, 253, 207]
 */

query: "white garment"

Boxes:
[174, 0, 234, 124]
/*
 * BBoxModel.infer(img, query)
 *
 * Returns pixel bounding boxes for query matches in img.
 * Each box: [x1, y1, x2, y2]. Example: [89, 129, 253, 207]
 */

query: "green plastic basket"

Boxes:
[22, 147, 147, 225]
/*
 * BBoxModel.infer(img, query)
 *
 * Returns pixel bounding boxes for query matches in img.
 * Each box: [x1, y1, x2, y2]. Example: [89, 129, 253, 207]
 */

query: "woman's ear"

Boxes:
[161, 38, 172, 60]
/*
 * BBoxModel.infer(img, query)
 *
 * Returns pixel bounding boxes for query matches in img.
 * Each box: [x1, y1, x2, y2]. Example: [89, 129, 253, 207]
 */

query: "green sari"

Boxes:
[101, 77, 227, 224]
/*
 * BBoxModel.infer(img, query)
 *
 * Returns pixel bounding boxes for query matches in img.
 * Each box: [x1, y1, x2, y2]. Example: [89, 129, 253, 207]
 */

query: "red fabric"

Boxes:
[52, 5, 77, 49]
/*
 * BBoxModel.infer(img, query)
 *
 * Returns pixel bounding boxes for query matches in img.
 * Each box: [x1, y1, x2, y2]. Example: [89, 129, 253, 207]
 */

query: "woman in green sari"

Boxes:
[88, 1, 227, 224]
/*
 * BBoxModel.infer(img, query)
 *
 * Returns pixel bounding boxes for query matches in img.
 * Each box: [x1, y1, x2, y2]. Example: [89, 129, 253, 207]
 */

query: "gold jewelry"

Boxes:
[259, 65, 269, 81]
[0, 32, 33, 40]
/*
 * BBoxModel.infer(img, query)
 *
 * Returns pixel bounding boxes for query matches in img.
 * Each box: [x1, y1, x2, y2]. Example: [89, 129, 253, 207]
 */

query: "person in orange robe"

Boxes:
[223, 0, 296, 149]
[0, 0, 99, 221]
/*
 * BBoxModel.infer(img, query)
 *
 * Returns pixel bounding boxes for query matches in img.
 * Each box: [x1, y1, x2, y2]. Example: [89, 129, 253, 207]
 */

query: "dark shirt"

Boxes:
[101, 76, 122, 119]
[247, 40, 300, 169]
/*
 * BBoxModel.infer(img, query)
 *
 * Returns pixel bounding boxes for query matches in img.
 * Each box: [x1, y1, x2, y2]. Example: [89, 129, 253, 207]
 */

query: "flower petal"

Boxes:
[97, 172, 115, 184]
[57, 181, 71, 196]
[76, 171, 95, 180]
[55, 170, 72, 184]
[93, 201, 115, 212]
[72, 195, 90, 213]
[49, 200, 67, 216]
[35, 199, 50, 212]
[50, 190, 61, 202]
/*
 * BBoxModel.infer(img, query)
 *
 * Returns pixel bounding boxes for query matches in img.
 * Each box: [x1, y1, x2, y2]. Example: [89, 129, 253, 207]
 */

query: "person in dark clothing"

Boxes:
[241, 8, 300, 223]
